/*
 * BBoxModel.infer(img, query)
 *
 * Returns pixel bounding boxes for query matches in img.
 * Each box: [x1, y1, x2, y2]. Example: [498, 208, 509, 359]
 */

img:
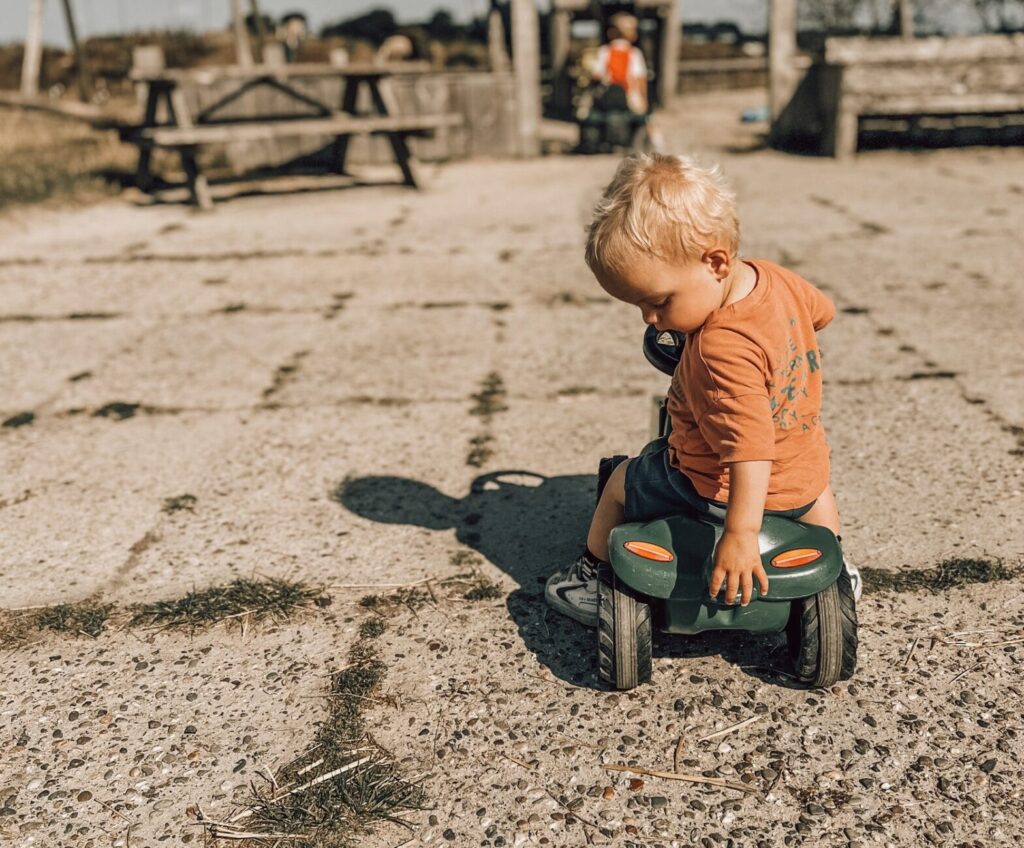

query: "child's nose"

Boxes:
[641, 309, 658, 326]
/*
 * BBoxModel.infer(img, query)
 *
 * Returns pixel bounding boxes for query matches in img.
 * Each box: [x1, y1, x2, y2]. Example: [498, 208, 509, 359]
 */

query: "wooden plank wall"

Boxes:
[819, 34, 1024, 157]
[180, 72, 519, 174]
[677, 57, 767, 93]
[827, 35, 1024, 116]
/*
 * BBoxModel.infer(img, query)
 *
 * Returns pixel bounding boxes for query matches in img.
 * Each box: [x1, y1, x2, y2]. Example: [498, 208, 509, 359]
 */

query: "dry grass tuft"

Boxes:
[35, 601, 113, 638]
[861, 557, 1017, 594]
[359, 586, 433, 614]
[1, 599, 114, 646]
[130, 578, 328, 630]
[469, 372, 508, 420]
[0, 110, 133, 211]
[205, 614, 427, 845]
[2, 578, 330, 649]
[162, 494, 198, 514]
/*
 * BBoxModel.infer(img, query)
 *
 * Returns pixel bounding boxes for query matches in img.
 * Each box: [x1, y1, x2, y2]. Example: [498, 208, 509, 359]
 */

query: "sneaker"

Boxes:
[844, 559, 863, 602]
[545, 553, 600, 627]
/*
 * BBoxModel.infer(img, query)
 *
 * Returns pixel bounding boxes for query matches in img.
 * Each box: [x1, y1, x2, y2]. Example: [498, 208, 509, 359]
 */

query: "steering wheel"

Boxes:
[643, 326, 685, 376]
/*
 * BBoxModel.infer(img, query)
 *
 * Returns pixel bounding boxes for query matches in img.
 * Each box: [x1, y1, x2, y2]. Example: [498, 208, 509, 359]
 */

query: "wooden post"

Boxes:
[249, 0, 268, 61]
[896, 0, 914, 39]
[488, 3, 511, 72]
[21, 0, 45, 97]
[658, 0, 681, 108]
[231, 0, 254, 67]
[550, 7, 571, 114]
[510, 0, 541, 157]
[768, 0, 797, 127]
[60, 0, 93, 102]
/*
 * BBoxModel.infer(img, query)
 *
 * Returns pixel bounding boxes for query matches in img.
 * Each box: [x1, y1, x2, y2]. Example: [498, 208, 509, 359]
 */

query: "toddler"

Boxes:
[546, 153, 861, 626]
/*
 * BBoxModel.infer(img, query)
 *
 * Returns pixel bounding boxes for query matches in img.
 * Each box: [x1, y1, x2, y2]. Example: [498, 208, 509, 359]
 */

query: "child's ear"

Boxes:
[703, 248, 732, 281]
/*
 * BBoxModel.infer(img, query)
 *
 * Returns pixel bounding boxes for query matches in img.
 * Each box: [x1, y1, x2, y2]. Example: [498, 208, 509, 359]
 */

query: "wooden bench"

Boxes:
[122, 61, 461, 208]
[820, 34, 1024, 157]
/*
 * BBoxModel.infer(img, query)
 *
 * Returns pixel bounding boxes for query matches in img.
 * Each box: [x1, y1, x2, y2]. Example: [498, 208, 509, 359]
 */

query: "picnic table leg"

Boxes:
[834, 106, 858, 160]
[333, 77, 360, 175]
[165, 85, 214, 209]
[135, 84, 161, 192]
[180, 146, 213, 210]
[366, 79, 422, 189]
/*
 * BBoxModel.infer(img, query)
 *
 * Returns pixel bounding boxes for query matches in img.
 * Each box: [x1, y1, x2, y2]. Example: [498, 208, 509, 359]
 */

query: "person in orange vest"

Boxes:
[592, 12, 649, 115]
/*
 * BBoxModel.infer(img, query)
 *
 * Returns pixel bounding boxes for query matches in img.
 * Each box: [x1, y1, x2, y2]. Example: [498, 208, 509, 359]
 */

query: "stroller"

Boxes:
[576, 83, 653, 155]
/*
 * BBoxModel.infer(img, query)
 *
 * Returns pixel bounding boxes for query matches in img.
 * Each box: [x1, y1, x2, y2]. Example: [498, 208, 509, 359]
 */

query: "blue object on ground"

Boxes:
[741, 106, 770, 123]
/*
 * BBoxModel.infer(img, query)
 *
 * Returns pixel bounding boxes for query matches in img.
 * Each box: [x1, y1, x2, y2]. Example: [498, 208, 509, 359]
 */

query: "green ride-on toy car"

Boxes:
[595, 327, 858, 690]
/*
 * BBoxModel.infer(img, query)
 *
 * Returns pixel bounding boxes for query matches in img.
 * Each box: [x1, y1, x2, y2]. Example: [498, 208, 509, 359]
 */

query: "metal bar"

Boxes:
[260, 76, 334, 116]
[60, 0, 93, 102]
[366, 77, 421, 188]
[195, 76, 264, 122]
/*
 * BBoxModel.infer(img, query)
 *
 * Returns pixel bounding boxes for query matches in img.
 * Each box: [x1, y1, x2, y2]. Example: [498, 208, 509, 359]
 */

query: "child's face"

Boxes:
[596, 253, 729, 333]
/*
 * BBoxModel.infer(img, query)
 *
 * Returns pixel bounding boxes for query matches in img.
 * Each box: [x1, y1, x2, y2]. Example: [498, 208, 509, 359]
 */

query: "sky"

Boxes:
[1, 1, 769, 46]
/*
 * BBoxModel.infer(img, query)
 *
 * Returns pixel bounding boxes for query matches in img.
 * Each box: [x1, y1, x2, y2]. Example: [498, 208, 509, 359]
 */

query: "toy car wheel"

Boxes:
[786, 567, 858, 687]
[597, 562, 652, 690]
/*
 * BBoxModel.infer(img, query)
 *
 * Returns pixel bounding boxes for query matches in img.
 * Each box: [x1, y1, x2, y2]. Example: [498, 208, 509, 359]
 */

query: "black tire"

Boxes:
[597, 562, 653, 689]
[787, 567, 858, 687]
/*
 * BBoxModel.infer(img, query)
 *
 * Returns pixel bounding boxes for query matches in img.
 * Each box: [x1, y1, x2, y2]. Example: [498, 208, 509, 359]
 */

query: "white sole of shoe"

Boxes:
[543, 582, 598, 628]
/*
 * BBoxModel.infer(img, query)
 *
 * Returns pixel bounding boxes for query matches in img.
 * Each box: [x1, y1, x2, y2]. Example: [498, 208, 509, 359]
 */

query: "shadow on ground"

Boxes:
[335, 470, 796, 691]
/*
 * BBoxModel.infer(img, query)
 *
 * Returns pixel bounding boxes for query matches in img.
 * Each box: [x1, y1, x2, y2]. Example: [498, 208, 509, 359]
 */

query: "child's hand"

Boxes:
[709, 529, 769, 606]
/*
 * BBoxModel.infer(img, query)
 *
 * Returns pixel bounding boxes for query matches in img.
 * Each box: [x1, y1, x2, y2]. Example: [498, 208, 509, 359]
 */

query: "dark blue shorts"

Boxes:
[623, 439, 816, 523]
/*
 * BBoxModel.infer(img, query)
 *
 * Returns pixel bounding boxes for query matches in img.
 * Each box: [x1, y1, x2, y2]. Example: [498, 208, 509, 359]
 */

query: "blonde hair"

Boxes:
[585, 153, 739, 276]
[608, 12, 638, 41]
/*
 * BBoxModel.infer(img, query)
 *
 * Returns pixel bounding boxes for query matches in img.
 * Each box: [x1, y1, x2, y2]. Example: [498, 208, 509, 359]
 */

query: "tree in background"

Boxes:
[244, 12, 276, 35]
[426, 10, 460, 42]
[969, 0, 1024, 31]
[322, 9, 398, 44]
[799, 0, 1024, 34]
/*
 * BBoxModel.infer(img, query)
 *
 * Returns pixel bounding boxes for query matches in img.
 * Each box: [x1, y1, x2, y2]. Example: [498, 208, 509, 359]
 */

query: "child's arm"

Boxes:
[708, 459, 771, 606]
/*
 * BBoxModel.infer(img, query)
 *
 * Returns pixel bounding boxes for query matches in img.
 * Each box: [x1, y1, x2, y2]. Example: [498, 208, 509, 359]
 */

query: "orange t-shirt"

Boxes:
[666, 259, 836, 510]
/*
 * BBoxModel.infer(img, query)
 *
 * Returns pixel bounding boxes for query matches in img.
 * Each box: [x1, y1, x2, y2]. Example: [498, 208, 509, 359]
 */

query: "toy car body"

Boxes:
[597, 328, 858, 689]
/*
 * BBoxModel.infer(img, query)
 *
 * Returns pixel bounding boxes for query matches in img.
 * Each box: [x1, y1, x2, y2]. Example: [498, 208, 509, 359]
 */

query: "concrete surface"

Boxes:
[1, 89, 1023, 847]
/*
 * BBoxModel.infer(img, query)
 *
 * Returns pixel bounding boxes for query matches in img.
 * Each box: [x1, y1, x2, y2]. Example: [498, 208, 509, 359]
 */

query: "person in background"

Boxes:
[278, 11, 308, 63]
[592, 12, 648, 115]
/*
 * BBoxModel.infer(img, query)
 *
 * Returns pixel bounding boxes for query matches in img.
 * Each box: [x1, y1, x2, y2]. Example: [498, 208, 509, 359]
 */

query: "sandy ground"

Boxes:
[1, 89, 1023, 847]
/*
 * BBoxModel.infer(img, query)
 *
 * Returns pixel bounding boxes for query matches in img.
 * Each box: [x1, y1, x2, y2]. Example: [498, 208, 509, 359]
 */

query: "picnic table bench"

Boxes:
[820, 34, 1024, 157]
[119, 61, 461, 208]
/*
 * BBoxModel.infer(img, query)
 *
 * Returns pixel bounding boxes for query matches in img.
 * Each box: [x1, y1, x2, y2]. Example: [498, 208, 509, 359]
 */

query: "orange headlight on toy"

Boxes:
[770, 548, 822, 568]
[623, 541, 674, 562]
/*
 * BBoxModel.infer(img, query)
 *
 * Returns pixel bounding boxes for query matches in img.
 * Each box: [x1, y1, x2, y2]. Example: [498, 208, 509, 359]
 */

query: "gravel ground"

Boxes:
[1, 89, 1022, 847]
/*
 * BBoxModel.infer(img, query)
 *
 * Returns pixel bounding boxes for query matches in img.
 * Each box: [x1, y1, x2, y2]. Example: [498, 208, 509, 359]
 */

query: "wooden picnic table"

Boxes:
[120, 61, 460, 208]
